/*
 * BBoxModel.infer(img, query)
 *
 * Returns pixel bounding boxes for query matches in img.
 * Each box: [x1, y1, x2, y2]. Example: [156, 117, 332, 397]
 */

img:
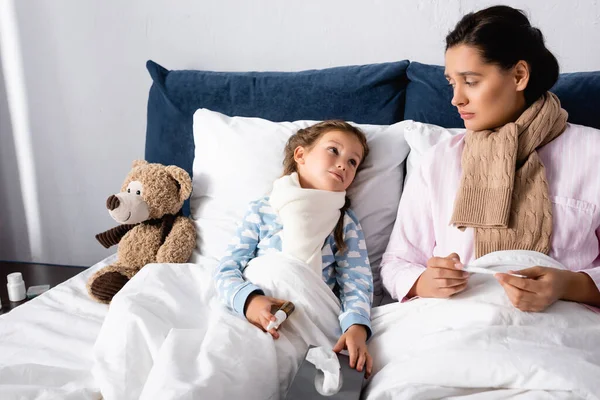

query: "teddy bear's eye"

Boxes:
[136, 190, 141, 195]
[127, 188, 131, 193]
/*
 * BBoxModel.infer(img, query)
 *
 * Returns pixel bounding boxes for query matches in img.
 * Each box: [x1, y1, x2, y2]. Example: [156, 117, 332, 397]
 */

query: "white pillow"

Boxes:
[191, 108, 411, 299]
[403, 120, 465, 182]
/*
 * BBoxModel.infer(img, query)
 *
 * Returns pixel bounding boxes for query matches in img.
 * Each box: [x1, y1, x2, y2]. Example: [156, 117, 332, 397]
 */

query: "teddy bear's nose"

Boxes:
[106, 195, 120, 211]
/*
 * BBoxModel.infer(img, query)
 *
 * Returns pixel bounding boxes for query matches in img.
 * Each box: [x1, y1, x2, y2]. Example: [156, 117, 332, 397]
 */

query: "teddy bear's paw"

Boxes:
[89, 271, 130, 304]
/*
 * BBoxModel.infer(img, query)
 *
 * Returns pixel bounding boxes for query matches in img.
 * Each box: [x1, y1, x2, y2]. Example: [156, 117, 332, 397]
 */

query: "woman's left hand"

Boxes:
[495, 266, 568, 312]
[333, 324, 373, 378]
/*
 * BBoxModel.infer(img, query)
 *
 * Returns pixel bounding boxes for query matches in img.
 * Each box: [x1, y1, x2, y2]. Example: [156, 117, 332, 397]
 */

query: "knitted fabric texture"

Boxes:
[450, 92, 568, 258]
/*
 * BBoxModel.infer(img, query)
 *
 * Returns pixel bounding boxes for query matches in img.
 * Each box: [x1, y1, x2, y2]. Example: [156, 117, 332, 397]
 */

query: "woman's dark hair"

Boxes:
[446, 5, 559, 105]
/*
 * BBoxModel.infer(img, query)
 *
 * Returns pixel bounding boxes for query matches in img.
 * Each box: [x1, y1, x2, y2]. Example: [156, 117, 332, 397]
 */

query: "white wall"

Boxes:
[1, 0, 599, 266]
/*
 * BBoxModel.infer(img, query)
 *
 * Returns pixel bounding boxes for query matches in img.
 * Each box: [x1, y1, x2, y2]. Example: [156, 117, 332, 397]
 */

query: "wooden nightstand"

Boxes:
[0, 261, 86, 314]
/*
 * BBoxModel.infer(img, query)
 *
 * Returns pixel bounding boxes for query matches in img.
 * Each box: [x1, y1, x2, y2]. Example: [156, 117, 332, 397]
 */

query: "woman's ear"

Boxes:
[293, 146, 306, 165]
[514, 60, 530, 92]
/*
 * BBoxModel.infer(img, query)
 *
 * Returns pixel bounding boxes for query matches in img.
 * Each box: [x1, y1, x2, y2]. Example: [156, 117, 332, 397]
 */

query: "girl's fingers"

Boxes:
[261, 309, 276, 323]
[356, 350, 367, 372]
[251, 320, 266, 332]
[348, 343, 358, 368]
[268, 297, 287, 307]
[366, 352, 373, 378]
[332, 336, 346, 353]
[261, 313, 276, 330]
[268, 328, 280, 339]
[258, 315, 269, 331]
[258, 314, 279, 338]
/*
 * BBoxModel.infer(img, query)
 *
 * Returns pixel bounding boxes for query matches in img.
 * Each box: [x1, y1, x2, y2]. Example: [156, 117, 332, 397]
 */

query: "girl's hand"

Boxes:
[409, 253, 470, 298]
[333, 324, 373, 378]
[495, 266, 568, 312]
[244, 293, 287, 339]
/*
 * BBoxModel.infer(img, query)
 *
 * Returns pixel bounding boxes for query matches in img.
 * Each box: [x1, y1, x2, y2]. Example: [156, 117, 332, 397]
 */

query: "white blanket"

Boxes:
[269, 172, 345, 274]
[0, 255, 115, 400]
[364, 251, 600, 400]
[2, 250, 597, 399]
[93, 253, 342, 400]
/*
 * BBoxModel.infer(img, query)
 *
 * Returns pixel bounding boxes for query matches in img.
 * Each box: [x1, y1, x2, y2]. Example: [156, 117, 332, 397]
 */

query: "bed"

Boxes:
[1, 59, 599, 400]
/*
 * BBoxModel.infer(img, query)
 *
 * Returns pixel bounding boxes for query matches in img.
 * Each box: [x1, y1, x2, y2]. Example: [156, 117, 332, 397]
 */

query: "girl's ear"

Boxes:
[514, 60, 530, 92]
[293, 146, 306, 165]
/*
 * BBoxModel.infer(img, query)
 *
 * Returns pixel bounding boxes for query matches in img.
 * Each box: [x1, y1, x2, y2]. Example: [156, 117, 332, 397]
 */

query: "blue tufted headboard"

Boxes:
[144, 60, 410, 215]
[144, 59, 600, 215]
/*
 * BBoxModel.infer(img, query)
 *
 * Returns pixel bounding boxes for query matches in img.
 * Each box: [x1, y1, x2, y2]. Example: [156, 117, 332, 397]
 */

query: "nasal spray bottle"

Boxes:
[266, 301, 295, 331]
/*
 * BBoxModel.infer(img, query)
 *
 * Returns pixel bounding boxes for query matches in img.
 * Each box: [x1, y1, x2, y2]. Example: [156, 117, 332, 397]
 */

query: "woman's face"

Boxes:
[444, 44, 527, 131]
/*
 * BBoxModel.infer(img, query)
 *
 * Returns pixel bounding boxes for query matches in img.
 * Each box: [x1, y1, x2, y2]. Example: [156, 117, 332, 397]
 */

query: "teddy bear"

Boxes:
[87, 160, 196, 304]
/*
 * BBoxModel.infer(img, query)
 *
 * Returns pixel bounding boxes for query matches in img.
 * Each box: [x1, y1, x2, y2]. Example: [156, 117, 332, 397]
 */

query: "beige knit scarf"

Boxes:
[450, 92, 568, 258]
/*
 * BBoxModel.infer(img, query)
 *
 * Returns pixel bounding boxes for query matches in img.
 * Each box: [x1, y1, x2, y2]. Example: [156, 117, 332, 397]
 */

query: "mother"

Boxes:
[381, 5, 600, 312]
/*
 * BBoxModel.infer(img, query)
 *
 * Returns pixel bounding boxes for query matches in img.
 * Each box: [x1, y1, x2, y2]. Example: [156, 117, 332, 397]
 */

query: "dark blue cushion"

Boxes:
[403, 62, 462, 128]
[145, 60, 410, 215]
[551, 71, 600, 130]
[404, 61, 600, 130]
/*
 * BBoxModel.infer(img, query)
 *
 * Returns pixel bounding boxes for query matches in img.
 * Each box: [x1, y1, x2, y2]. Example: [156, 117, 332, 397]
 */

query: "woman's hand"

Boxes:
[408, 253, 470, 298]
[495, 266, 568, 312]
[244, 293, 287, 339]
[333, 324, 373, 378]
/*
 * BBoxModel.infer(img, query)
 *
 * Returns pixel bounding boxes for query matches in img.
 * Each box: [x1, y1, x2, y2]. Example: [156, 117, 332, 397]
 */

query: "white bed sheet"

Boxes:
[2, 250, 599, 400]
[0, 255, 114, 400]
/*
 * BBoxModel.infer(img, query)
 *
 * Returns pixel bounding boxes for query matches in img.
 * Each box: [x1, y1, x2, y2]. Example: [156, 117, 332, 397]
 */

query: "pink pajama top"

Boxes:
[381, 123, 600, 301]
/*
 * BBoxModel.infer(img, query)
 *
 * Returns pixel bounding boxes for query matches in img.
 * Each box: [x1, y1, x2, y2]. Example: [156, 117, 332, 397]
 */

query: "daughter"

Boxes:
[214, 120, 374, 377]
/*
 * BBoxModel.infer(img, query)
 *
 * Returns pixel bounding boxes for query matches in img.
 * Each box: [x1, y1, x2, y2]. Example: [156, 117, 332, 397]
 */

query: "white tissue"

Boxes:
[305, 346, 341, 395]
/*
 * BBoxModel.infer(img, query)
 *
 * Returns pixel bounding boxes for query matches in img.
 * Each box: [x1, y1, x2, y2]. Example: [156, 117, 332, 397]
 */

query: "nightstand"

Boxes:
[0, 261, 86, 314]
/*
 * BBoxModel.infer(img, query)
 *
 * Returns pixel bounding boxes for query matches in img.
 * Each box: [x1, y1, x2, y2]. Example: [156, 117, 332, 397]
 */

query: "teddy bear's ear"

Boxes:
[165, 165, 192, 202]
[132, 160, 149, 169]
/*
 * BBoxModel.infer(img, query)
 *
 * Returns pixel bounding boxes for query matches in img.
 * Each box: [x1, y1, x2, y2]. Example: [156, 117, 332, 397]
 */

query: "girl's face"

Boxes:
[444, 44, 528, 131]
[294, 130, 364, 192]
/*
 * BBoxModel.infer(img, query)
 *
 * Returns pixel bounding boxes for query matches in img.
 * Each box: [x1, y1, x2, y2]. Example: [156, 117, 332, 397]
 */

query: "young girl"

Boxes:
[214, 120, 374, 377]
